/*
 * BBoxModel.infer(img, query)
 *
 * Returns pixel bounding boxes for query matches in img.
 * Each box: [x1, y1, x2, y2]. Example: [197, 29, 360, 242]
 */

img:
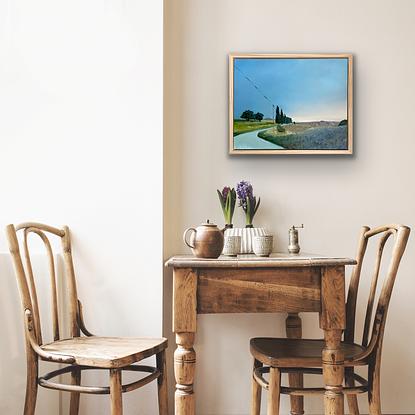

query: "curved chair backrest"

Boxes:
[5, 223, 80, 347]
[344, 225, 410, 358]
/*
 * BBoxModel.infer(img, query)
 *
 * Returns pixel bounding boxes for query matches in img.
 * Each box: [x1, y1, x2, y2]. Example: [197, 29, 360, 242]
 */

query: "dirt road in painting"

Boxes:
[233, 128, 283, 150]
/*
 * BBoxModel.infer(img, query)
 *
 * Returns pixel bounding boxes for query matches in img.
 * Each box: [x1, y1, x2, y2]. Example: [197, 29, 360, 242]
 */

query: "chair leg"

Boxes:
[69, 367, 81, 415]
[345, 368, 359, 415]
[368, 360, 381, 415]
[267, 367, 281, 415]
[110, 369, 123, 415]
[251, 359, 262, 415]
[286, 313, 304, 415]
[24, 352, 38, 415]
[156, 350, 169, 415]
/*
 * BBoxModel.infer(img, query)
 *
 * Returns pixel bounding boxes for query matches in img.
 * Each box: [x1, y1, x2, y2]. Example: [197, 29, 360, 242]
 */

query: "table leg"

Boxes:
[320, 266, 346, 415]
[173, 268, 197, 415]
[174, 333, 196, 415]
[285, 313, 304, 415]
[322, 329, 344, 414]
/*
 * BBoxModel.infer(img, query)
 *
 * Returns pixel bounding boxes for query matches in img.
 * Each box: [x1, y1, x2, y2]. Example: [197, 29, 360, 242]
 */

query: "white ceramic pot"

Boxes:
[253, 235, 274, 257]
[222, 235, 242, 256]
[224, 227, 266, 254]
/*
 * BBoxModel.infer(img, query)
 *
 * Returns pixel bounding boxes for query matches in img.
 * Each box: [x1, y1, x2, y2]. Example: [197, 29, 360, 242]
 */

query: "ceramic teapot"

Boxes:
[183, 220, 224, 258]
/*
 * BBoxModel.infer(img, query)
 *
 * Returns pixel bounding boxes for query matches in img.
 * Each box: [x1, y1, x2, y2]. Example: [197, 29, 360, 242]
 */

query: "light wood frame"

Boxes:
[229, 53, 353, 155]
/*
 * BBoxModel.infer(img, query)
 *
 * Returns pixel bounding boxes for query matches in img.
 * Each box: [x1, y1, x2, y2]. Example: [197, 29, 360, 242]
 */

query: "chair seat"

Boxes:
[250, 337, 368, 368]
[42, 336, 168, 368]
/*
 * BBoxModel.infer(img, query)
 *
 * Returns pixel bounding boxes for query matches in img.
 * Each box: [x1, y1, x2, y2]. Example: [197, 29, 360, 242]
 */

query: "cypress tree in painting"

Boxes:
[275, 105, 294, 124]
[275, 106, 280, 123]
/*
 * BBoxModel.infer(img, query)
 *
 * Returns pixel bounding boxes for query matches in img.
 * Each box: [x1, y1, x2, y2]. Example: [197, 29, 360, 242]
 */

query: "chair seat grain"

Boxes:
[41, 336, 168, 368]
[250, 337, 367, 367]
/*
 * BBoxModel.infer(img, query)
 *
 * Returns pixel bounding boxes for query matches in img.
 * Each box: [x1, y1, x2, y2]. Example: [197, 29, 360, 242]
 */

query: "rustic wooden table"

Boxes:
[166, 253, 356, 415]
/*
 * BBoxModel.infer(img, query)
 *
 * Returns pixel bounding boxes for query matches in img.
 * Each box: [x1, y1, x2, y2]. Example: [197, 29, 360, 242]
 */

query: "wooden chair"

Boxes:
[250, 224, 410, 415]
[6, 222, 168, 415]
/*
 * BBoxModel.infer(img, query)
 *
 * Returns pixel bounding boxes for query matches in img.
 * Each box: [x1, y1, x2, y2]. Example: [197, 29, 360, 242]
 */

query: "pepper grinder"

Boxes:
[288, 224, 304, 254]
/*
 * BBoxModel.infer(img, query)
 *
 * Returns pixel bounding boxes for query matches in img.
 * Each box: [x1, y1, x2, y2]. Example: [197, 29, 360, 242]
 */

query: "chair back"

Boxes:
[344, 224, 410, 358]
[5, 223, 80, 347]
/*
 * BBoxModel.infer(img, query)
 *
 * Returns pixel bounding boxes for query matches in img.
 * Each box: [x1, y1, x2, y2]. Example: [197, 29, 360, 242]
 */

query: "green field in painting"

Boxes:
[233, 120, 276, 136]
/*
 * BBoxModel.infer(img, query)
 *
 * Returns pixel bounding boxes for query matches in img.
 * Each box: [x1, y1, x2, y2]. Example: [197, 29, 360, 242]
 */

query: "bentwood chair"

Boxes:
[250, 224, 410, 415]
[6, 223, 168, 415]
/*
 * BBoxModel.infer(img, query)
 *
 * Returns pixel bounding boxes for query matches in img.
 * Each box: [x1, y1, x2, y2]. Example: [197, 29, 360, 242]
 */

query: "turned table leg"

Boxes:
[286, 313, 304, 415]
[173, 268, 197, 415]
[320, 266, 346, 415]
[322, 330, 344, 414]
[175, 333, 196, 414]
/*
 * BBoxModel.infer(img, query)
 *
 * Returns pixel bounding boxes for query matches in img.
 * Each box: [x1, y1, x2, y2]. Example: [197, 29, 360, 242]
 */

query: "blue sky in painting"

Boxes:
[233, 58, 348, 122]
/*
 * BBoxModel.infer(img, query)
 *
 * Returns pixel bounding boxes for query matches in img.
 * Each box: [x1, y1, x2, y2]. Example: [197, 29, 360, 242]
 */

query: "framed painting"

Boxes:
[229, 53, 353, 155]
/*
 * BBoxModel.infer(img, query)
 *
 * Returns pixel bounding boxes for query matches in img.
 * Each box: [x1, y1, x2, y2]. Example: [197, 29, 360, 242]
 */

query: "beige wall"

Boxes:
[0, 0, 163, 413]
[164, 0, 415, 413]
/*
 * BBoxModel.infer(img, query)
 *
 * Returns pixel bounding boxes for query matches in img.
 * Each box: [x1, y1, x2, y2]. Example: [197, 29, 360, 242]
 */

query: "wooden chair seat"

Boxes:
[41, 336, 168, 368]
[250, 337, 367, 368]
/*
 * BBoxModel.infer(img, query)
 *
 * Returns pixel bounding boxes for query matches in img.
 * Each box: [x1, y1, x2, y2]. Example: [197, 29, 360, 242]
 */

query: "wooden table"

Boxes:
[166, 253, 356, 415]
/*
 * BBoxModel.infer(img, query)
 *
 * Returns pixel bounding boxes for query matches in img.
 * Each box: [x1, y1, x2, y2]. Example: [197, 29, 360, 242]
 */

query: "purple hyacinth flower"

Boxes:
[222, 186, 230, 200]
[236, 180, 254, 210]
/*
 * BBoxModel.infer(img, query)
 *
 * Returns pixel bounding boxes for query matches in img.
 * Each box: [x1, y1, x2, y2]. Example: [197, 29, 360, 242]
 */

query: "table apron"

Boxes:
[196, 267, 322, 314]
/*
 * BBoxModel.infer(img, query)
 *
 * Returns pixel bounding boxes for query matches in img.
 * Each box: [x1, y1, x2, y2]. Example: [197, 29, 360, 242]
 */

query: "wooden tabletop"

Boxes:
[165, 252, 356, 268]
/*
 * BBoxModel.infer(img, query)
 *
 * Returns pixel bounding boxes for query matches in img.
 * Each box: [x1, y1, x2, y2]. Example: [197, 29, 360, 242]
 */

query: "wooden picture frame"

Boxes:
[229, 53, 353, 155]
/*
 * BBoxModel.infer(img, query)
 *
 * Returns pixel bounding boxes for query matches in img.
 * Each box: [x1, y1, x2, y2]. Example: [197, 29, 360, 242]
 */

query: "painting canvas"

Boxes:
[229, 54, 353, 154]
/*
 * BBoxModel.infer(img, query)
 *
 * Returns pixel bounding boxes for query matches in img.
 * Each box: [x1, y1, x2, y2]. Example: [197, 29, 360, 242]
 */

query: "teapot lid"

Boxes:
[201, 219, 217, 227]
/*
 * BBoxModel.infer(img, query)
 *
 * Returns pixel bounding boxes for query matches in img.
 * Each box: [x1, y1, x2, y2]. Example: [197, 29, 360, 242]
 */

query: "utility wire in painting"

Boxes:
[234, 64, 292, 124]
[234, 64, 275, 119]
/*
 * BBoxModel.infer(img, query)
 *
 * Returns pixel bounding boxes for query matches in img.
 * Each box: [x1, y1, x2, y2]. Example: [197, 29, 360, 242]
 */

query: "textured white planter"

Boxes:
[224, 227, 266, 254]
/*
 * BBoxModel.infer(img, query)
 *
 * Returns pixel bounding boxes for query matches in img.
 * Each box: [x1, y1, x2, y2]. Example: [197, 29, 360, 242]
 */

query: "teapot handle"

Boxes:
[183, 228, 196, 249]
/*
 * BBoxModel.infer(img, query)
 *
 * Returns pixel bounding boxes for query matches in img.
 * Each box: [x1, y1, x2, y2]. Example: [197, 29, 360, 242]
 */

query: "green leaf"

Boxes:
[230, 193, 236, 218]
[223, 193, 229, 222]
[217, 189, 225, 210]
[254, 197, 261, 215]
[246, 196, 252, 225]
[225, 192, 230, 211]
